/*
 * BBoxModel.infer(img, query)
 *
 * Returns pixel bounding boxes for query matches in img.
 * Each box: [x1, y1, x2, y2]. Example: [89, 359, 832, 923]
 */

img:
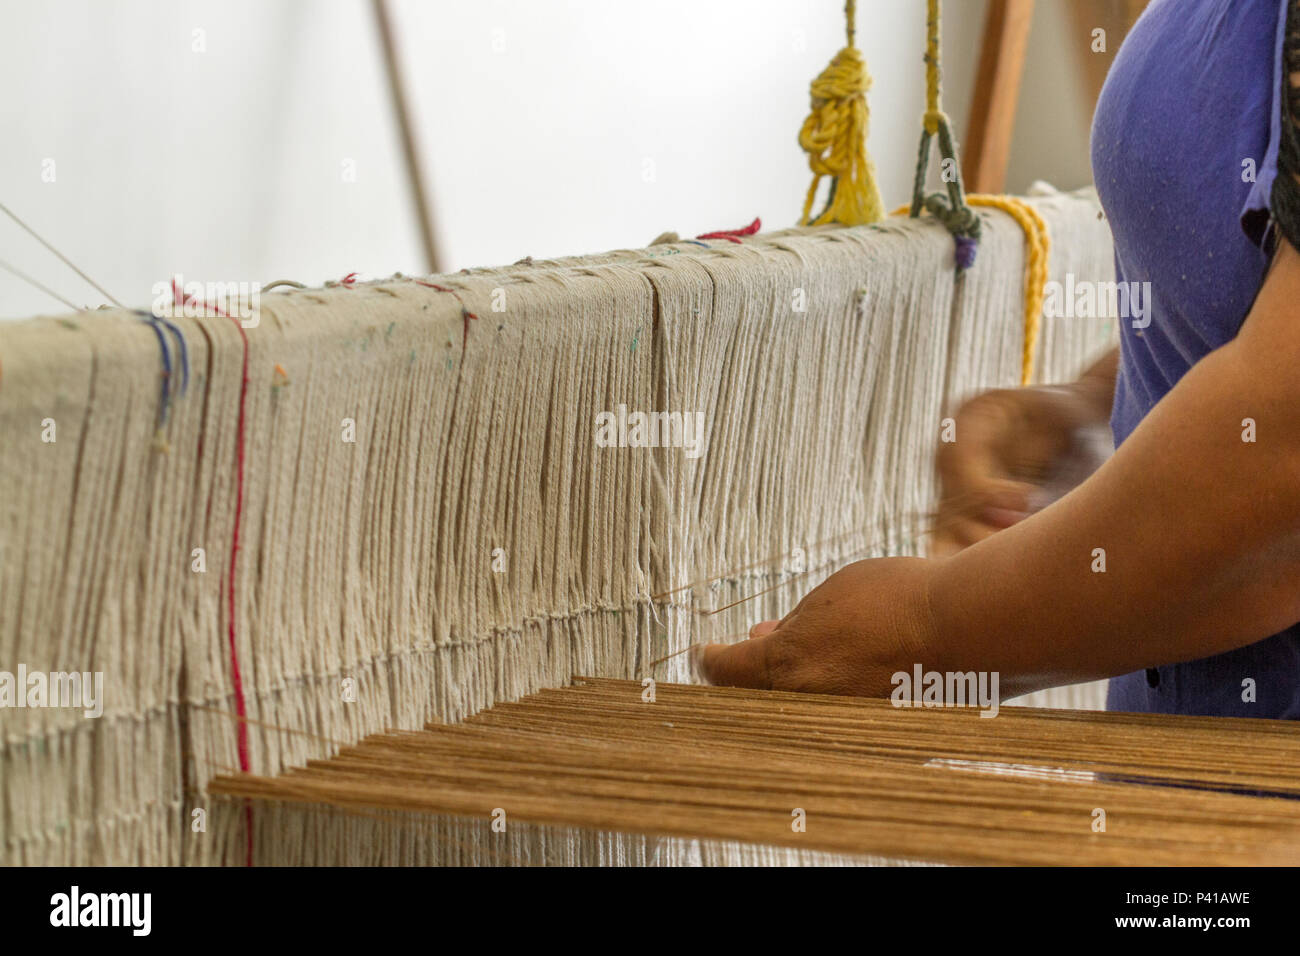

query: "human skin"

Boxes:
[928, 348, 1119, 559]
[696, 238, 1300, 701]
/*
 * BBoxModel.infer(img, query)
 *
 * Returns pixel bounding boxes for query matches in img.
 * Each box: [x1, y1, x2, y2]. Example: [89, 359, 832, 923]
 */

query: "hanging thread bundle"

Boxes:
[796, 0, 1046, 385]
[798, 0, 886, 227]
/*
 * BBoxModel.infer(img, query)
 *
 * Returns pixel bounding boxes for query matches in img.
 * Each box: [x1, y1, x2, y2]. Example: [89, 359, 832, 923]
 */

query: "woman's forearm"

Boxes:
[927, 264, 1300, 698]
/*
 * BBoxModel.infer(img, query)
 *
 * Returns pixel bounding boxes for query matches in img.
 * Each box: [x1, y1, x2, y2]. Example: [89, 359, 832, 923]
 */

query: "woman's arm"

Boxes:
[931, 346, 1119, 557]
[697, 242, 1300, 699]
[928, 240, 1300, 697]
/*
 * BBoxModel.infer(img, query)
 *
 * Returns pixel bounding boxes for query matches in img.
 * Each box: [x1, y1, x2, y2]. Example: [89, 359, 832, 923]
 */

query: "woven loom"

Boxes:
[0, 186, 1117, 866]
[212, 679, 1300, 866]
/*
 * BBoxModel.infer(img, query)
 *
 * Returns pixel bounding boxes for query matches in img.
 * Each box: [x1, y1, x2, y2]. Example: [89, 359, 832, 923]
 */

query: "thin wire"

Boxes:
[644, 635, 745, 672]
[646, 644, 705, 668]
[0, 200, 123, 307]
[694, 496, 987, 618]
[0, 256, 82, 312]
[188, 702, 353, 750]
[262, 279, 307, 292]
[652, 488, 990, 602]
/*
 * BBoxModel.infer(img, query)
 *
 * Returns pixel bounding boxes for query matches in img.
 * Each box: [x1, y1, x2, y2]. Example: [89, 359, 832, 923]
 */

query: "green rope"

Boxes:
[908, 0, 980, 267]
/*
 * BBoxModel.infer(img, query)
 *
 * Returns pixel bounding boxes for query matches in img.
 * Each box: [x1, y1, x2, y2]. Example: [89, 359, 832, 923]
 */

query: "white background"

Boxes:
[0, 0, 1095, 319]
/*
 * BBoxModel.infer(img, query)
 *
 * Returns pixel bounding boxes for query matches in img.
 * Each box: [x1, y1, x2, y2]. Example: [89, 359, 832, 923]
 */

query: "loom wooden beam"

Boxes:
[372, 0, 444, 275]
[962, 0, 1036, 195]
[1068, 0, 1151, 122]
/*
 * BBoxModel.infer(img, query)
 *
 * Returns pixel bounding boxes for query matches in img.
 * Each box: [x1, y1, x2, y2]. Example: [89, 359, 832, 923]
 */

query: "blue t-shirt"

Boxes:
[1092, 0, 1300, 717]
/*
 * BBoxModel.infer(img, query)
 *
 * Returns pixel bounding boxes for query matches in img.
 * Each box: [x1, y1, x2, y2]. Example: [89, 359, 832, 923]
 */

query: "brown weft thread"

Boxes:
[211, 679, 1300, 866]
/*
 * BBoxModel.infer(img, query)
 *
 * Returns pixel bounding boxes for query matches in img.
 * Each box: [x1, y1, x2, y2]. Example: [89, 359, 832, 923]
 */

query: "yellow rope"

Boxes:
[923, 0, 944, 135]
[891, 195, 1050, 386]
[798, 0, 885, 226]
[911, 0, 1046, 383]
[969, 196, 1049, 386]
[804, 0, 1044, 385]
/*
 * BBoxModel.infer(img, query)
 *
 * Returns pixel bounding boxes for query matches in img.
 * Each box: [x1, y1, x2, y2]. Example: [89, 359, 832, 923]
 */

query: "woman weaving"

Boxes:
[700, 0, 1300, 720]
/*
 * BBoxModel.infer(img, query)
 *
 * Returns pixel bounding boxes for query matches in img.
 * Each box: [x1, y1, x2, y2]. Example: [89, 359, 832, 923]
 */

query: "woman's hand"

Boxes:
[694, 351, 1120, 699]
[932, 349, 1119, 557]
[693, 557, 937, 697]
[699, 242, 1300, 701]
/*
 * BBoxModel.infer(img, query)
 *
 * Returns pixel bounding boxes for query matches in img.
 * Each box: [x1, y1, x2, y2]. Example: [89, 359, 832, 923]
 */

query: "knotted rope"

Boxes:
[795, 0, 1047, 384]
[907, 0, 980, 268]
[900, 0, 1048, 383]
[798, 0, 886, 226]
[891, 192, 1049, 385]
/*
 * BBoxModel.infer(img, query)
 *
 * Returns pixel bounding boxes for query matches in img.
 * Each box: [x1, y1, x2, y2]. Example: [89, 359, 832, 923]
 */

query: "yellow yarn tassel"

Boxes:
[798, 0, 885, 226]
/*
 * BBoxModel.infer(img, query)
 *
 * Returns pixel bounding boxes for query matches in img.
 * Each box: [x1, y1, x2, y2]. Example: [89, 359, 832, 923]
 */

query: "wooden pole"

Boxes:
[1068, 0, 1150, 121]
[372, 0, 443, 275]
[962, 0, 1036, 195]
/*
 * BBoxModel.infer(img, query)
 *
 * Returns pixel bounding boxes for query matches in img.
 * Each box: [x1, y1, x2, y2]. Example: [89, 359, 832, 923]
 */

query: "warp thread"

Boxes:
[0, 256, 83, 312]
[171, 278, 254, 865]
[0, 200, 123, 307]
[891, 195, 1050, 385]
[328, 271, 481, 349]
[0, 191, 1117, 865]
[136, 310, 191, 438]
[411, 278, 479, 350]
